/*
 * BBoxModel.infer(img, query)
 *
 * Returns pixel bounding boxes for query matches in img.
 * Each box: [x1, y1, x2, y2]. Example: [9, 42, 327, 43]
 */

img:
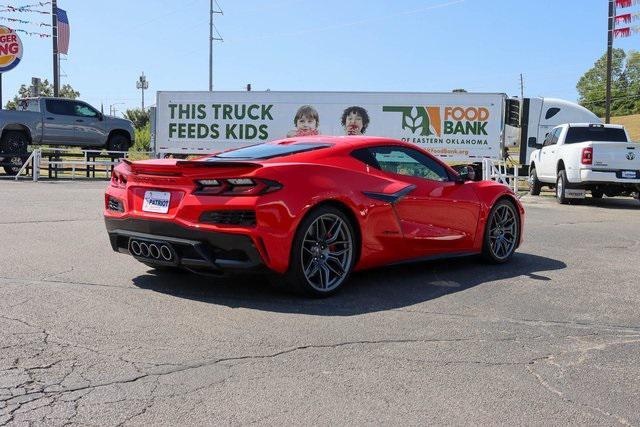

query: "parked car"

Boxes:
[104, 136, 524, 297]
[0, 97, 135, 174]
[528, 123, 640, 203]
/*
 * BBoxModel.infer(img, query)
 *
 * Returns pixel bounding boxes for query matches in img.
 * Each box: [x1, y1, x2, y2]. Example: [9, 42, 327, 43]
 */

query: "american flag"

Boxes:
[56, 8, 69, 54]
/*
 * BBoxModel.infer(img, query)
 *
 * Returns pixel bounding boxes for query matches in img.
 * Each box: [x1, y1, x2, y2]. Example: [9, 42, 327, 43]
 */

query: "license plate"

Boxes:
[621, 170, 637, 179]
[565, 189, 586, 199]
[142, 191, 171, 213]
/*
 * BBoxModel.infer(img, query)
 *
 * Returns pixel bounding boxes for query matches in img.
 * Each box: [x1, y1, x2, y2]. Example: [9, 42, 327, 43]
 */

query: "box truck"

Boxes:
[152, 91, 600, 168]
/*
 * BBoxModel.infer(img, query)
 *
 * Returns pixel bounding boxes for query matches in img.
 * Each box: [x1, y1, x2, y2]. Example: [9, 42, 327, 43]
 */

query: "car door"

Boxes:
[539, 127, 560, 179]
[367, 146, 481, 256]
[42, 99, 76, 145]
[70, 101, 107, 146]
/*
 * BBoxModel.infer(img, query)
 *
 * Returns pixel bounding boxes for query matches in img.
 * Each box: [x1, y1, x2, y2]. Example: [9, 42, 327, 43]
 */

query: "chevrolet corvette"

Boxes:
[104, 136, 524, 296]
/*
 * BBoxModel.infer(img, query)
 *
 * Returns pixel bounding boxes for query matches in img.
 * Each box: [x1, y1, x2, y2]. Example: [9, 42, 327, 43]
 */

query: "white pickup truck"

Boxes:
[528, 123, 640, 204]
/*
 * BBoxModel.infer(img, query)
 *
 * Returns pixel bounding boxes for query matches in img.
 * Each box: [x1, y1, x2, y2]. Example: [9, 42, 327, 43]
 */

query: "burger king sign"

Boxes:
[0, 26, 23, 73]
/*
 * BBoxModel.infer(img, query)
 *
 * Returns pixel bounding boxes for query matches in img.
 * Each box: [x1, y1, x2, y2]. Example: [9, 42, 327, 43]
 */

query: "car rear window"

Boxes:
[209, 143, 332, 160]
[564, 127, 628, 144]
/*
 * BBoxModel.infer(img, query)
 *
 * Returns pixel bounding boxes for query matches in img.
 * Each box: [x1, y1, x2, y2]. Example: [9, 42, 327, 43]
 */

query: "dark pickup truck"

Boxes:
[0, 97, 135, 174]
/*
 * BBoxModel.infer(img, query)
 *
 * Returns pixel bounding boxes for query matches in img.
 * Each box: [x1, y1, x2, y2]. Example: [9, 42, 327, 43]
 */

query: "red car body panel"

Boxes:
[104, 136, 524, 275]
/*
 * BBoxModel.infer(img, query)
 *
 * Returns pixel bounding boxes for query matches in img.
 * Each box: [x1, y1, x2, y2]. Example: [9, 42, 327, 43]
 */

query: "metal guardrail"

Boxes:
[482, 158, 521, 193]
[0, 148, 153, 181]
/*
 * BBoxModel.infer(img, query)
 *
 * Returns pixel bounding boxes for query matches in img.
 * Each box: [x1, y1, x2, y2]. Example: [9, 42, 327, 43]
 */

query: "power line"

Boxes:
[580, 93, 640, 105]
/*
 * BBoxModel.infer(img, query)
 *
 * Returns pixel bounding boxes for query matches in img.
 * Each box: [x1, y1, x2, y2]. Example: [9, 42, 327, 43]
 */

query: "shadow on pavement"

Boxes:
[579, 197, 640, 210]
[132, 252, 566, 316]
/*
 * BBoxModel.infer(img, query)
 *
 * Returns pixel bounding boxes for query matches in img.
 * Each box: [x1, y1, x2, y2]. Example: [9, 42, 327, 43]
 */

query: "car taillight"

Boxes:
[194, 178, 282, 196]
[111, 172, 128, 188]
[581, 147, 593, 165]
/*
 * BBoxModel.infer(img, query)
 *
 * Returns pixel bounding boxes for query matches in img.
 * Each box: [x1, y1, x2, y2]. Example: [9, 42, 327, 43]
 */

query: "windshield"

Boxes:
[564, 127, 628, 144]
[209, 143, 332, 160]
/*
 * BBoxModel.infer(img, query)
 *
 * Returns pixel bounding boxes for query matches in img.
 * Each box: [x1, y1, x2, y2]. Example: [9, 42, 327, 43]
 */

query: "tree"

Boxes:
[123, 108, 150, 130]
[4, 79, 80, 110]
[577, 48, 640, 117]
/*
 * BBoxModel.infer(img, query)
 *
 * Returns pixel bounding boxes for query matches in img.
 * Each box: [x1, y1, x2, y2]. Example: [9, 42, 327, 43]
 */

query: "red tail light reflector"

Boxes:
[195, 178, 282, 196]
[581, 147, 593, 165]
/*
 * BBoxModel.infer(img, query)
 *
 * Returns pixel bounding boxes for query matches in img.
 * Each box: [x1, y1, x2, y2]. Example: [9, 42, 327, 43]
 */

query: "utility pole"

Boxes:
[605, 0, 614, 124]
[209, 0, 223, 91]
[136, 72, 149, 110]
[51, 0, 59, 96]
[519, 73, 524, 100]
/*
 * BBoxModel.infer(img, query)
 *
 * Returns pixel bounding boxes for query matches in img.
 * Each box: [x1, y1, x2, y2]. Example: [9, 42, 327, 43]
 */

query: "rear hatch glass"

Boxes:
[565, 127, 628, 144]
[208, 143, 331, 161]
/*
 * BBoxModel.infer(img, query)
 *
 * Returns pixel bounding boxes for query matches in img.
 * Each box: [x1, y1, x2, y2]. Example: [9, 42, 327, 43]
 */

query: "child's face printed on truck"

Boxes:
[344, 112, 364, 135]
[296, 115, 317, 131]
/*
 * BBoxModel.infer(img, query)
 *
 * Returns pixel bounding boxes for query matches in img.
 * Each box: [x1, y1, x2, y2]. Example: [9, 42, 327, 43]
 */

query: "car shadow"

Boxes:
[579, 197, 640, 210]
[131, 252, 566, 316]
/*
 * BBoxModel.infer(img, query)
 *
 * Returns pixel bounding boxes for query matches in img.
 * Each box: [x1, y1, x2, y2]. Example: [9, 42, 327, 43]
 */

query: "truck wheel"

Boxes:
[0, 131, 29, 175]
[528, 166, 542, 196]
[107, 134, 130, 156]
[556, 170, 569, 205]
[591, 189, 603, 199]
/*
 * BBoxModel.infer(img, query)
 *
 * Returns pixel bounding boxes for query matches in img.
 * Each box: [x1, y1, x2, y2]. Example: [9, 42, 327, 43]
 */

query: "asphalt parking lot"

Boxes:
[0, 181, 639, 425]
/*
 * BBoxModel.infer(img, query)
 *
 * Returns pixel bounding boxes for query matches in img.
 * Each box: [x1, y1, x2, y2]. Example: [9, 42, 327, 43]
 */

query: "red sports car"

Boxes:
[104, 136, 524, 296]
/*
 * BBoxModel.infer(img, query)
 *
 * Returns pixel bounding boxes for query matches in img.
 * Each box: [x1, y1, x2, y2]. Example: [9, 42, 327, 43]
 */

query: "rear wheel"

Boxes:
[107, 134, 130, 156]
[528, 166, 542, 196]
[1, 131, 29, 175]
[556, 170, 569, 204]
[283, 206, 356, 297]
[482, 199, 520, 264]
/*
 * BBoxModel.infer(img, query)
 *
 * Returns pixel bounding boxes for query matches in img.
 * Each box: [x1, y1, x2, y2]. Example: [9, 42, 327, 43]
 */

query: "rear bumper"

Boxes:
[104, 217, 265, 274]
[580, 169, 640, 185]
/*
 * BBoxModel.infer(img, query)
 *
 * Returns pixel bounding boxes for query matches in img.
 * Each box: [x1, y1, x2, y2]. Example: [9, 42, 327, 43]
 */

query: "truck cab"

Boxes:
[518, 97, 601, 167]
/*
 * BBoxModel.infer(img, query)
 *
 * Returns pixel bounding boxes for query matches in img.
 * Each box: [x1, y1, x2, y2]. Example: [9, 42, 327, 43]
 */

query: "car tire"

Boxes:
[556, 170, 569, 205]
[591, 189, 603, 199]
[283, 205, 357, 297]
[107, 134, 130, 156]
[1, 131, 29, 175]
[528, 166, 542, 196]
[482, 198, 520, 264]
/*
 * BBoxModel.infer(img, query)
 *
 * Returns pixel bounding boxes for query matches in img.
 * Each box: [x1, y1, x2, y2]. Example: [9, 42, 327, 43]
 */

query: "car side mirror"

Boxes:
[528, 137, 542, 149]
[96, 112, 104, 121]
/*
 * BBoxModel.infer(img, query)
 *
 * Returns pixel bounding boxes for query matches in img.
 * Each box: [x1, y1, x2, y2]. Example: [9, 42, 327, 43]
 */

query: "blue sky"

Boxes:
[1, 0, 638, 114]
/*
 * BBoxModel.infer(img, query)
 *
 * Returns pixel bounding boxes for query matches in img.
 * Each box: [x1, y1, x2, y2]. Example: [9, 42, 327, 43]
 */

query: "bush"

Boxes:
[131, 123, 151, 152]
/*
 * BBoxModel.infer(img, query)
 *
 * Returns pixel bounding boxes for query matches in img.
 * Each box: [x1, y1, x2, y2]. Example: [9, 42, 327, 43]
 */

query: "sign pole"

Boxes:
[0, 73, 3, 108]
[52, 0, 59, 97]
[605, 0, 614, 124]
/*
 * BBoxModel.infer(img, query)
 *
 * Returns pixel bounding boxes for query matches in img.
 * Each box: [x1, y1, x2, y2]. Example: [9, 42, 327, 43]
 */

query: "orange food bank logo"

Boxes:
[382, 105, 490, 137]
[0, 26, 23, 73]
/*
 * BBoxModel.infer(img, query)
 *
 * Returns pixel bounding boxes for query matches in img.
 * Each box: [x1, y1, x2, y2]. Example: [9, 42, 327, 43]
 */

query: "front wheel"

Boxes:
[528, 166, 542, 196]
[283, 206, 356, 297]
[482, 199, 520, 264]
[1, 131, 29, 175]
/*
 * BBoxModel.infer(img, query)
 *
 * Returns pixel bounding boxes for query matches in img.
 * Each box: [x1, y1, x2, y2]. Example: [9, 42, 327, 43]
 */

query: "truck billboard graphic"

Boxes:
[155, 91, 506, 161]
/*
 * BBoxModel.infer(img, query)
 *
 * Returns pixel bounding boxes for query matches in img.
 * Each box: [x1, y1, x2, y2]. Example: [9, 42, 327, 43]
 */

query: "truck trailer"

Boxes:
[152, 91, 600, 169]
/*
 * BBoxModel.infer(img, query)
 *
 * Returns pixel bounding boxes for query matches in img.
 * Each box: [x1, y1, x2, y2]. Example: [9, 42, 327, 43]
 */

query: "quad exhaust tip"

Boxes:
[129, 240, 174, 262]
